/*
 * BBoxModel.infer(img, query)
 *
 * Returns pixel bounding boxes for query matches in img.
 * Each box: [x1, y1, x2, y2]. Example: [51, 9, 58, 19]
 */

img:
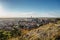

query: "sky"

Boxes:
[0, 0, 60, 18]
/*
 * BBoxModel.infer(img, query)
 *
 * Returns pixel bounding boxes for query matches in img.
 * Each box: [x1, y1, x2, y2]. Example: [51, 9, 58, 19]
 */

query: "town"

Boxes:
[0, 18, 58, 31]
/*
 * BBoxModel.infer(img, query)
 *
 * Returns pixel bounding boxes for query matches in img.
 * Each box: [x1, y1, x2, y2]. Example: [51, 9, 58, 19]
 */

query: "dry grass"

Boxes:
[23, 23, 60, 40]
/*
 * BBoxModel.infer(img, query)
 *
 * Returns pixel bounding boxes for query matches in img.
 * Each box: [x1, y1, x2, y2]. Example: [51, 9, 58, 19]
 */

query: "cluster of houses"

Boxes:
[0, 18, 58, 30]
[18, 18, 50, 30]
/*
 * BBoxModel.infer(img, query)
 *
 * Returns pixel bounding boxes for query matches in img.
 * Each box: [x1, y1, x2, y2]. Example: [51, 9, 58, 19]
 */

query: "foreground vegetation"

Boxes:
[22, 23, 60, 40]
[0, 28, 21, 40]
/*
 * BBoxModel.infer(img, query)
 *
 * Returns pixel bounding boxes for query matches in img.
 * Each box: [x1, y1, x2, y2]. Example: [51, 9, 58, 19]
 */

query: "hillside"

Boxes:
[22, 22, 60, 40]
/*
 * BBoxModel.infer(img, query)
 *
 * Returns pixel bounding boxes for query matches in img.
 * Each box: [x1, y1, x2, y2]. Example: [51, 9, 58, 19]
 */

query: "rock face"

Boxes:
[23, 23, 60, 40]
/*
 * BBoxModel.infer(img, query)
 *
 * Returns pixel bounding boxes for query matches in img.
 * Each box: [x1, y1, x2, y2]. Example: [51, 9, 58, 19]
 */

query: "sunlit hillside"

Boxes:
[22, 23, 60, 40]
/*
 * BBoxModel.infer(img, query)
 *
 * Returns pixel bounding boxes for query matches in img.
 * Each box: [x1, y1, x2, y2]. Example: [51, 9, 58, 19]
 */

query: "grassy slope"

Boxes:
[23, 22, 60, 40]
[8, 21, 60, 40]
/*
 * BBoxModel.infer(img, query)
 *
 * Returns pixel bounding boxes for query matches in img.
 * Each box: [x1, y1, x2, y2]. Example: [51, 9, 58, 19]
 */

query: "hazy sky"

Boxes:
[0, 0, 60, 17]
